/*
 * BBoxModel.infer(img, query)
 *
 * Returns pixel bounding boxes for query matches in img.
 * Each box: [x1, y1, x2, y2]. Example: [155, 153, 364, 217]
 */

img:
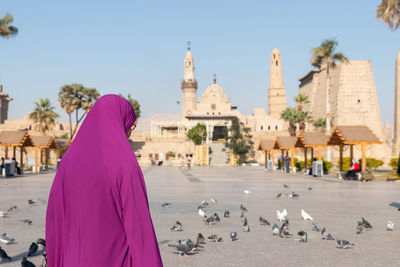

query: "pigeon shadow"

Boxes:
[158, 240, 170, 245]
[389, 202, 400, 209]
[0, 248, 45, 264]
[171, 251, 199, 256]
[335, 246, 354, 249]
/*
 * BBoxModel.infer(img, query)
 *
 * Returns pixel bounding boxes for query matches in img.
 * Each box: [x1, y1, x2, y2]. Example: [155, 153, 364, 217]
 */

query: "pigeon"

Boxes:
[207, 234, 223, 242]
[272, 224, 280, 236]
[242, 218, 250, 232]
[283, 184, 289, 188]
[168, 239, 196, 256]
[243, 189, 251, 194]
[0, 211, 8, 218]
[36, 238, 46, 248]
[325, 233, 335, 240]
[356, 223, 365, 234]
[287, 192, 300, 198]
[28, 200, 35, 205]
[213, 213, 221, 222]
[276, 209, 287, 222]
[230, 232, 238, 241]
[200, 201, 210, 209]
[196, 233, 205, 245]
[41, 251, 47, 267]
[20, 219, 33, 225]
[198, 207, 206, 218]
[312, 223, 321, 232]
[0, 247, 12, 261]
[259, 216, 270, 226]
[275, 192, 282, 199]
[240, 204, 248, 213]
[279, 229, 292, 238]
[161, 202, 171, 208]
[176, 101, 180, 105]
[308, 187, 312, 191]
[170, 221, 183, 231]
[298, 231, 308, 242]
[210, 198, 217, 204]
[7, 205, 17, 212]
[224, 211, 230, 218]
[280, 219, 289, 230]
[204, 215, 215, 225]
[0, 233, 15, 244]
[21, 256, 36, 267]
[321, 227, 326, 236]
[28, 242, 38, 257]
[361, 217, 373, 230]
[301, 210, 313, 221]
[387, 220, 394, 231]
[336, 239, 355, 249]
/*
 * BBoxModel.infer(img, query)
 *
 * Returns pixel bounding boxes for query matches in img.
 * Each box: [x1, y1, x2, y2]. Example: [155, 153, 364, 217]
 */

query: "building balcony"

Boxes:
[181, 80, 198, 89]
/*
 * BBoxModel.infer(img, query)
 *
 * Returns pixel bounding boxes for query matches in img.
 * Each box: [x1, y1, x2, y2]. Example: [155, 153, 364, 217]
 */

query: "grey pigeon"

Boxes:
[312, 223, 321, 232]
[259, 216, 270, 226]
[0, 233, 15, 245]
[204, 215, 215, 225]
[272, 224, 280, 236]
[279, 229, 292, 238]
[196, 233, 205, 245]
[283, 184, 289, 188]
[207, 234, 223, 242]
[36, 238, 46, 248]
[28, 200, 35, 205]
[242, 218, 250, 232]
[275, 192, 282, 199]
[321, 227, 326, 236]
[230, 232, 238, 241]
[170, 221, 183, 231]
[336, 239, 355, 249]
[308, 187, 312, 191]
[361, 217, 373, 230]
[7, 205, 17, 212]
[240, 204, 248, 213]
[356, 222, 365, 234]
[240, 211, 245, 221]
[20, 219, 32, 225]
[298, 231, 308, 242]
[21, 256, 36, 267]
[168, 239, 196, 256]
[28, 242, 38, 257]
[161, 202, 171, 208]
[224, 211, 230, 218]
[325, 233, 334, 240]
[0, 247, 12, 261]
[280, 219, 289, 230]
[213, 213, 221, 222]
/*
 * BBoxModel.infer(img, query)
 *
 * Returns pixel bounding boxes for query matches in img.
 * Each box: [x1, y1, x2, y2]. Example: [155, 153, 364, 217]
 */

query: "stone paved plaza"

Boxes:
[1, 166, 400, 266]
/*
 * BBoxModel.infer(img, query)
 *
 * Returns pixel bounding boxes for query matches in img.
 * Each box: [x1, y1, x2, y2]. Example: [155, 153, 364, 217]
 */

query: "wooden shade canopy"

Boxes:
[273, 136, 298, 173]
[295, 131, 329, 168]
[259, 139, 276, 168]
[0, 131, 33, 168]
[327, 126, 381, 171]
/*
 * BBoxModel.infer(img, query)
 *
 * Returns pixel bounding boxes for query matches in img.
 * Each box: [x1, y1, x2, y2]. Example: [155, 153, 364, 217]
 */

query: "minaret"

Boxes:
[268, 48, 287, 118]
[393, 50, 400, 156]
[181, 42, 197, 120]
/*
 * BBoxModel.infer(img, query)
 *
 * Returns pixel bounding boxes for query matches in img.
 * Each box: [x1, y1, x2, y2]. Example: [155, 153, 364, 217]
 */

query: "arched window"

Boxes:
[276, 60, 278, 66]
[275, 125, 278, 130]
[261, 125, 264, 130]
[268, 126, 270, 130]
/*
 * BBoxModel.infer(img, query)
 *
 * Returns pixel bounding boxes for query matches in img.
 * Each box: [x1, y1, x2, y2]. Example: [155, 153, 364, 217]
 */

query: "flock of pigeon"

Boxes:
[165, 184, 396, 257]
[0, 199, 47, 267]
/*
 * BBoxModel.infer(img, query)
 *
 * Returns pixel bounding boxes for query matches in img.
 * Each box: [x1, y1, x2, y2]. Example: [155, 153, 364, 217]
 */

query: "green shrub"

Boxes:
[365, 158, 384, 170]
[167, 151, 176, 158]
[296, 160, 305, 171]
[389, 158, 398, 172]
[337, 157, 351, 171]
[323, 160, 332, 173]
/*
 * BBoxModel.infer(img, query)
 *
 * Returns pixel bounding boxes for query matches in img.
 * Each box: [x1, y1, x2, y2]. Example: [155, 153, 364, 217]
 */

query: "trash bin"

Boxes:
[312, 161, 323, 177]
[267, 160, 273, 171]
[4, 160, 15, 177]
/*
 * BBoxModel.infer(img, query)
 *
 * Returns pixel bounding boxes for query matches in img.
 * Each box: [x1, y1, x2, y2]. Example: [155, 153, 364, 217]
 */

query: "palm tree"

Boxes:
[281, 108, 299, 136]
[29, 98, 59, 136]
[58, 84, 100, 140]
[0, 13, 18, 38]
[312, 117, 327, 131]
[311, 39, 348, 160]
[376, 0, 400, 30]
[294, 93, 309, 111]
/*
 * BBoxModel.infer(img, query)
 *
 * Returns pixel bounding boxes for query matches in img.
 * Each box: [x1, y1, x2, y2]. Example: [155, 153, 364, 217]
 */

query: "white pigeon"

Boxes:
[243, 189, 251, 194]
[387, 220, 394, 231]
[0, 233, 14, 244]
[198, 208, 206, 218]
[0, 211, 8, 218]
[210, 198, 217, 204]
[301, 209, 313, 221]
[276, 209, 287, 222]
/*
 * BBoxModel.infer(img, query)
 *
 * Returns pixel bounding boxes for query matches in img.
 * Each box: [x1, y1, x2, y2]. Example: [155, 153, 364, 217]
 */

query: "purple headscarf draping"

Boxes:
[46, 94, 163, 267]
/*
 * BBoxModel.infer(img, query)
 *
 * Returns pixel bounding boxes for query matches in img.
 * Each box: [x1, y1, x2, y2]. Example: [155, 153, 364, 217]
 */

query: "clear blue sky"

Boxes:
[1, 0, 399, 127]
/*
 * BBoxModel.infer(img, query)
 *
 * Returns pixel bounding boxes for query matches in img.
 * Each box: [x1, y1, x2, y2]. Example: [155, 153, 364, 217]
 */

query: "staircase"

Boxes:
[209, 142, 230, 166]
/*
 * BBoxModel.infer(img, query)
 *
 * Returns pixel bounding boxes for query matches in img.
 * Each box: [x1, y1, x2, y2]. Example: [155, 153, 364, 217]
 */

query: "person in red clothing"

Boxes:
[345, 159, 361, 180]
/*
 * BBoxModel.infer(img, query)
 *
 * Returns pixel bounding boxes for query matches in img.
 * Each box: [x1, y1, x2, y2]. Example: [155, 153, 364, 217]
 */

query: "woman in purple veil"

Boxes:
[46, 94, 163, 266]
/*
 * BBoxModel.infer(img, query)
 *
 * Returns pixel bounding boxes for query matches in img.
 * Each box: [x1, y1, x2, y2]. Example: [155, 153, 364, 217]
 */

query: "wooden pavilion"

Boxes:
[274, 136, 298, 173]
[0, 131, 33, 167]
[327, 126, 381, 171]
[259, 139, 276, 169]
[295, 131, 329, 168]
[30, 135, 57, 171]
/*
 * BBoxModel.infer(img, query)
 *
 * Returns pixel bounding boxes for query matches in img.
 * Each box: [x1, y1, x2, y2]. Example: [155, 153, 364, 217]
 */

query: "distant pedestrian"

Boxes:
[284, 155, 290, 173]
[186, 155, 192, 170]
[397, 155, 400, 176]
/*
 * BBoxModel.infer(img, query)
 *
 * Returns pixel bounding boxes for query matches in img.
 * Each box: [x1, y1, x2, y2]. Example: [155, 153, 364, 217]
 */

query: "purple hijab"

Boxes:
[46, 94, 163, 266]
